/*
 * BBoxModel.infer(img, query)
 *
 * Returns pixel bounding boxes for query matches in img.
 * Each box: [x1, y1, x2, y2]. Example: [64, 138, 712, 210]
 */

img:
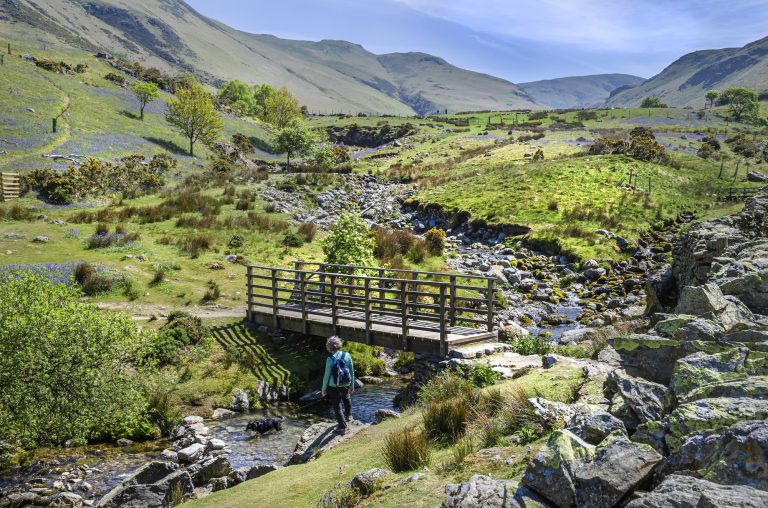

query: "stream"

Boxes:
[0, 380, 404, 500]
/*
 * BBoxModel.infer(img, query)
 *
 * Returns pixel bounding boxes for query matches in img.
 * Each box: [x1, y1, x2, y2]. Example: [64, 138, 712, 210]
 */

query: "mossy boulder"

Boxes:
[680, 376, 768, 403]
[665, 397, 768, 452]
[610, 369, 670, 424]
[670, 348, 749, 398]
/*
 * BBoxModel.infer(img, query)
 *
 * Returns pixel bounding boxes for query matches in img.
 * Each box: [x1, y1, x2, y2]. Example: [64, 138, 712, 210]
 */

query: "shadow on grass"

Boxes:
[143, 136, 189, 156]
[211, 321, 322, 388]
[119, 109, 141, 120]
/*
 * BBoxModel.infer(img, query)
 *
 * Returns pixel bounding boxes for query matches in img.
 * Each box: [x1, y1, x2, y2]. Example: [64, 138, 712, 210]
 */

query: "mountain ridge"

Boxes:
[519, 73, 646, 109]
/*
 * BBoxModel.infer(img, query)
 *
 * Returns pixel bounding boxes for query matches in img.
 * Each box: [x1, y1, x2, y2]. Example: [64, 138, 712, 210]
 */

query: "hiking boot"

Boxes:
[334, 426, 347, 435]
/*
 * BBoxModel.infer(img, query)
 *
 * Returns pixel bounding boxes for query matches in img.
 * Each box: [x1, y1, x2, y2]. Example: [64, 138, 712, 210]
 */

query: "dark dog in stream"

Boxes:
[246, 416, 285, 434]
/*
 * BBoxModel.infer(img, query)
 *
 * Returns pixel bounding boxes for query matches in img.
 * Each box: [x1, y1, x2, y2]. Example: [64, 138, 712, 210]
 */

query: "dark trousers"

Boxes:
[327, 386, 351, 428]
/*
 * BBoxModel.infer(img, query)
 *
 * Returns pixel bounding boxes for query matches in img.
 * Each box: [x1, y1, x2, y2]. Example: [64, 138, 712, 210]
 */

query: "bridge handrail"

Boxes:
[293, 260, 494, 282]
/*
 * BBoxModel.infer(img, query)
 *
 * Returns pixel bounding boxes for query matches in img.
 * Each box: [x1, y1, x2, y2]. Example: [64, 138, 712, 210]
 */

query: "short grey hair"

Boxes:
[326, 336, 343, 353]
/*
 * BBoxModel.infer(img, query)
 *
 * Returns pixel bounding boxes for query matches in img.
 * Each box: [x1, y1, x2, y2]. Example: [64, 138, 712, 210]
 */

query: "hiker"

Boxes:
[321, 336, 355, 434]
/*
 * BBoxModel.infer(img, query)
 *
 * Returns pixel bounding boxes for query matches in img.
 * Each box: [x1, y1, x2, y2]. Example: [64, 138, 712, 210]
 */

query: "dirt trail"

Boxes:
[96, 302, 245, 321]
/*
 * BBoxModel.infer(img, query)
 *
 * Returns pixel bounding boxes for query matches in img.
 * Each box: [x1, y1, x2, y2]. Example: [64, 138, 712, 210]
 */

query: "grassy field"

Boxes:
[189, 363, 591, 508]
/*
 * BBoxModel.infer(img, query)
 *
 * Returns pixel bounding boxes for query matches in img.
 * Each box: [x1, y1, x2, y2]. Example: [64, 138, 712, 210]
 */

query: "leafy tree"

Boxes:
[640, 96, 667, 108]
[253, 83, 277, 111]
[0, 272, 150, 448]
[719, 87, 759, 122]
[704, 89, 720, 109]
[263, 86, 303, 128]
[165, 82, 223, 156]
[322, 211, 375, 269]
[129, 81, 160, 120]
[218, 80, 260, 117]
[273, 120, 317, 168]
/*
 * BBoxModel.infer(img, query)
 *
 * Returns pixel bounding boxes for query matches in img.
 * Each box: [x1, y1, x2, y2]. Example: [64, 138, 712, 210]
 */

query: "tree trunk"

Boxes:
[286, 152, 291, 170]
[139, 104, 145, 120]
[189, 136, 194, 156]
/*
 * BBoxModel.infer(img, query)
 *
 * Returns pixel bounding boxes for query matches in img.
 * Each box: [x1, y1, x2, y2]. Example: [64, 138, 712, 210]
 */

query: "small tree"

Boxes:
[130, 81, 160, 120]
[640, 96, 667, 108]
[719, 87, 759, 122]
[273, 120, 317, 168]
[322, 212, 375, 269]
[165, 82, 223, 156]
[264, 86, 302, 128]
[704, 89, 720, 109]
[218, 80, 260, 117]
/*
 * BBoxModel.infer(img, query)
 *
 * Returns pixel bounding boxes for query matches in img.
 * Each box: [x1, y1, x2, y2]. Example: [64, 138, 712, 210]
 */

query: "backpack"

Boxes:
[330, 352, 352, 386]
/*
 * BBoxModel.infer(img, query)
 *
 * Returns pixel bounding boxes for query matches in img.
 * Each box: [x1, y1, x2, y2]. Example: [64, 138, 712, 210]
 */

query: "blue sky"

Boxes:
[185, 0, 768, 83]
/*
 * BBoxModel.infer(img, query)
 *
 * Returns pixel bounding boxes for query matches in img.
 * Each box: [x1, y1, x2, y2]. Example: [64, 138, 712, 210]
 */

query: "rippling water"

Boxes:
[0, 380, 404, 498]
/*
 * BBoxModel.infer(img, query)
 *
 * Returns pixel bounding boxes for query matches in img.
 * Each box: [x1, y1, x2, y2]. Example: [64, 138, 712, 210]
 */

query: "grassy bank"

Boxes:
[189, 364, 593, 508]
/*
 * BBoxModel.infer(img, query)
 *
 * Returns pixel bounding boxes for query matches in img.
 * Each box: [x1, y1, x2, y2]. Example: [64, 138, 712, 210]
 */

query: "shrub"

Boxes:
[423, 397, 469, 442]
[507, 334, 553, 355]
[298, 222, 318, 242]
[532, 148, 545, 162]
[150, 327, 190, 365]
[316, 480, 360, 508]
[177, 234, 214, 258]
[74, 262, 113, 295]
[418, 370, 475, 405]
[162, 311, 209, 344]
[0, 273, 149, 447]
[323, 212, 375, 268]
[374, 228, 417, 260]
[406, 241, 428, 263]
[469, 361, 501, 388]
[500, 385, 544, 436]
[470, 407, 507, 448]
[86, 231, 140, 249]
[346, 343, 386, 376]
[151, 266, 166, 285]
[123, 279, 142, 301]
[105, 72, 127, 85]
[382, 426, 430, 472]
[424, 227, 445, 255]
[146, 382, 181, 438]
[202, 280, 221, 302]
[282, 231, 305, 248]
[228, 234, 245, 249]
[235, 198, 252, 211]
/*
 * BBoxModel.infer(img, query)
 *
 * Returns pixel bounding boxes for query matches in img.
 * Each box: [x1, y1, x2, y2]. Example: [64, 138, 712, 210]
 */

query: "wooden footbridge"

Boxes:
[246, 261, 498, 357]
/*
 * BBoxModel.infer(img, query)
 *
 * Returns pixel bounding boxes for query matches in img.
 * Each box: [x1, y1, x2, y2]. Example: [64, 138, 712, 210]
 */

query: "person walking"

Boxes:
[321, 336, 355, 434]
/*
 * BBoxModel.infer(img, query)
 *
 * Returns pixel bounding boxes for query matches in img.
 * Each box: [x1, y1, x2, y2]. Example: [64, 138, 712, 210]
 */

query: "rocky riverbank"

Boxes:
[441, 188, 768, 507]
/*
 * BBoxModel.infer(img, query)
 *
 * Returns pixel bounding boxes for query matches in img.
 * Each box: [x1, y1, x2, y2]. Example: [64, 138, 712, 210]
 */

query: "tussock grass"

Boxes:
[382, 426, 430, 472]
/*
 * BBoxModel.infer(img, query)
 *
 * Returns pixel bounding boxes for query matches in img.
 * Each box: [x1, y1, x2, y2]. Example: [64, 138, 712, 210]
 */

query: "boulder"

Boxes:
[177, 443, 205, 463]
[613, 334, 690, 385]
[625, 474, 768, 508]
[49, 492, 83, 507]
[289, 421, 367, 465]
[522, 430, 661, 508]
[631, 420, 668, 455]
[664, 419, 768, 490]
[187, 456, 232, 486]
[747, 170, 768, 182]
[96, 484, 169, 508]
[375, 409, 401, 423]
[674, 283, 754, 331]
[610, 369, 670, 423]
[666, 397, 768, 451]
[122, 461, 178, 486]
[500, 321, 530, 340]
[569, 409, 626, 445]
[522, 430, 596, 508]
[211, 408, 236, 420]
[673, 317, 726, 341]
[231, 389, 250, 412]
[680, 376, 768, 403]
[182, 415, 204, 425]
[444, 475, 549, 508]
[670, 348, 748, 397]
[229, 464, 280, 485]
[351, 468, 389, 496]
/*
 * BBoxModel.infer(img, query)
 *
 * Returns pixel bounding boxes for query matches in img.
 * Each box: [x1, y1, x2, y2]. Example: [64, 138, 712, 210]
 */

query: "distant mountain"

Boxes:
[519, 74, 645, 109]
[0, 0, 539, 114]
[607, 36, 768, 108]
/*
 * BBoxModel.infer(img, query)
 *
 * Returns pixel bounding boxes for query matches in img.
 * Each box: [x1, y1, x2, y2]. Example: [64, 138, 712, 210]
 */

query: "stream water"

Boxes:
[0, 380, 404, 500]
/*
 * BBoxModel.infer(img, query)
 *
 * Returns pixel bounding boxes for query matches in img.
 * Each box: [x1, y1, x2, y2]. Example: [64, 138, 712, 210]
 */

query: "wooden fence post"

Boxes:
[718, 160, 724, 179]
[364, 278, 372, 345]
[439, 284, 448, 357]
[52, 118, 57, 133]
[733, 160, 740, 180]
[487, 279, 495, 332]
[246, 266, 253, 322]
[271, 268, 279, 329]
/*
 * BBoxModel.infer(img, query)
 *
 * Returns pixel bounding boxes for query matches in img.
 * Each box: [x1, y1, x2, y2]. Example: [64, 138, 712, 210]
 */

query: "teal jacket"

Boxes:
[322, 351, 355, 393]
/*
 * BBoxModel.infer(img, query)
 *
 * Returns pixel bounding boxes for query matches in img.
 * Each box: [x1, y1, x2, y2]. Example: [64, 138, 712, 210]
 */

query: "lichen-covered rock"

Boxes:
[568, 409, 626, 445]
[444, 475, 549, 508]
[673, 317, 726, 341]
[522, 430, 661, 508]
[610, 369, 670, 423]
[522, 430, 596, 508]
[230, 389, 249, 412]
[680, 376, 768, 403]
[626, 474, 768, 508]
[612, 334, 689, 385]
[631, 420, 668, 455]
[670, 348, 748, 397]
[674, 283, 754, 331]
[351, 468, 389, 496]
[665, 397, 768, 452]
[187, 456, 232, 487]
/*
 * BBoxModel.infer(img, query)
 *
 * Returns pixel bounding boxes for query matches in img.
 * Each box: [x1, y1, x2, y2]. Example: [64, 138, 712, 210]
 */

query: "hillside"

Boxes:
[0, 0, 539, 114]
[607, 35, 768, 108]
[519, 74, 645, 109]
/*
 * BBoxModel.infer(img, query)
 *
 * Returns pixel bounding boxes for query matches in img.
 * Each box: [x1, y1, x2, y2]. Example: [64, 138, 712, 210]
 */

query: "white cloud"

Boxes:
[392, 0, 768, 52]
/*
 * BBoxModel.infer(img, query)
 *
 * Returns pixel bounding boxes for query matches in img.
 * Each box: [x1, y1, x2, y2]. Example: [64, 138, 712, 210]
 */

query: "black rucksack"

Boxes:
[330, 352, 351, 386]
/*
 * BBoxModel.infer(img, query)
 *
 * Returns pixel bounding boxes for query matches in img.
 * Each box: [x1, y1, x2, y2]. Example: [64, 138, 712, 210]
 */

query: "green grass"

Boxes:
[188, 364, 586, 508]
[412, 153, 763, 260]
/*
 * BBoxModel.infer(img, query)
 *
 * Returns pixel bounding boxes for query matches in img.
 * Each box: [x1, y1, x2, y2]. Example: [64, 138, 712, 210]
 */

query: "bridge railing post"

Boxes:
[271, 268, 279, 329]
[331, 274, 339, 335]
[487, 278, 495, 332]
[439, 284, 447, 357]
[400, 279, 408, 351]
[378, 268, 385, 312]
[364, 278, 372, 345]
[246, 266, 253, 322]
[449, 275, 457, 326]
[300, 271, 308, 334]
